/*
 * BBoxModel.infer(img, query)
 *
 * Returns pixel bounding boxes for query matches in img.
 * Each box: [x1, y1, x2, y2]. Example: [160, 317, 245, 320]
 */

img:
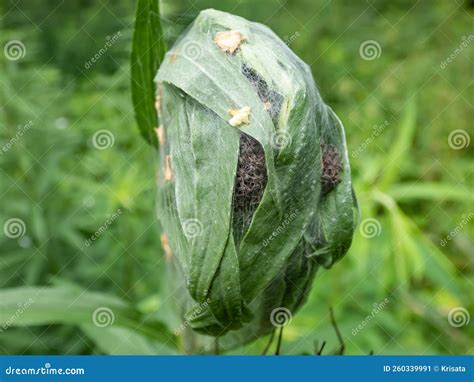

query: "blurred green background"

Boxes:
[0, 0, 472, 355]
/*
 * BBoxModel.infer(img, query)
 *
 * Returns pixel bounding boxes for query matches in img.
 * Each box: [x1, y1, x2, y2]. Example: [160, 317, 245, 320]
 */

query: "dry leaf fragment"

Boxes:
[214, 31, 245, 54]
[169, 52, 178, 63]
[160, 233, 173, 261]
[164, 155, 174, 181]
[228, 106, 251, 126]
[155, 95, 161, 113]
[155, 125, 165, 145]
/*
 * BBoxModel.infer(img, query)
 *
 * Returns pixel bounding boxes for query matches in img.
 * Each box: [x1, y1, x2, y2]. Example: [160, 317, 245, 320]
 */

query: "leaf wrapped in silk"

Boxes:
[155, 9, 357, 348]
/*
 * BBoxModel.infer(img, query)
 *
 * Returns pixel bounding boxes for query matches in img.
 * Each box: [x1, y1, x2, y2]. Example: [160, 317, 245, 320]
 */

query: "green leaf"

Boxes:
[0, 287, 178, 350]
[31, 206, 48, 244]
[80, 324, 177, 355]
[155, 10, 356, 341]
[131, 0, 166, 147]
[378, 99, 417, 189]
[373, 190, 460, 295]
[0, 251, 31, 271]
[308, 108, 356, 268]
[389, 182, 474, 203]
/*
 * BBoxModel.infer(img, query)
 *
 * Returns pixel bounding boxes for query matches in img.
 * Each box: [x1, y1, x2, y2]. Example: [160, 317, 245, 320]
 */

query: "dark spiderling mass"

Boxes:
[232, 133, 267, 243]
[242, 64, 271, 101]
[233, 134, 267, 212]
[232, 64, 285, 240]
[233, 63, 283, 214]
[321, 143, 342, 195]
[241, 64, 283, 125]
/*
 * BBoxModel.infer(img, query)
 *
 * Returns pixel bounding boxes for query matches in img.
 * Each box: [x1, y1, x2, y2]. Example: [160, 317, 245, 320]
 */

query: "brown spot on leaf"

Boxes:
[164, 155, 174, 181]
[154, 95, 161, 113]
[160, 233, 173, 261]
[155, 125, 165, 145]
[169, 52, 178, 63]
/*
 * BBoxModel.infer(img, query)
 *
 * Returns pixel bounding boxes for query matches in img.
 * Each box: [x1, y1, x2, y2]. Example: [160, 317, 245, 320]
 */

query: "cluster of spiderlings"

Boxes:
[233, 133, 267, 211]
[321, 143, 342, 195]
[230, 64, 286, 240]
[241, 64, 283, 125]
[232, 133, 267, 242]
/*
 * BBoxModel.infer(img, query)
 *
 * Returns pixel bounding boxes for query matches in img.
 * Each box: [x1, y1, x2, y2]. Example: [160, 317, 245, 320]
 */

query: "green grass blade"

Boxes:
[80, 324, 178, 355]
[378, 99, 417, 189]
[131, 0, 166, 147]
[389, 182, 474, 203]
[0, 287, 178, 350]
